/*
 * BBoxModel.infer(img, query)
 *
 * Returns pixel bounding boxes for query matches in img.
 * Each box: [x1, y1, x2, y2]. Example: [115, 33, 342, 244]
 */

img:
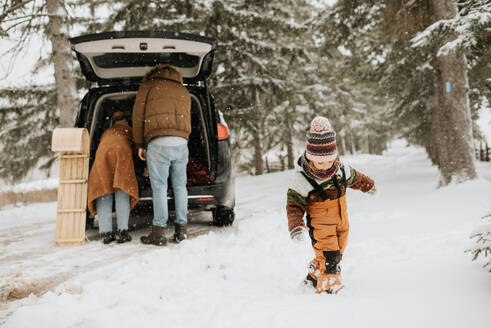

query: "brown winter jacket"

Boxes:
[132, 64, 192, 149]
[87, 123, 139, 215]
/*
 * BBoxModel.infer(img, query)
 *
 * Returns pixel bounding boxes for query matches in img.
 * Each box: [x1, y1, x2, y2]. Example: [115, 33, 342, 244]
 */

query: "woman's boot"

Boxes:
[102, 231, 116, 244]
[117, 229, 132, 243]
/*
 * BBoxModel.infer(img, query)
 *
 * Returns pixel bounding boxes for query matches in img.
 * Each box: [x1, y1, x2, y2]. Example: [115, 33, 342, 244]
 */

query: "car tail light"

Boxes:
[217, 124, 229, 140]
[197, 197, 216, 202]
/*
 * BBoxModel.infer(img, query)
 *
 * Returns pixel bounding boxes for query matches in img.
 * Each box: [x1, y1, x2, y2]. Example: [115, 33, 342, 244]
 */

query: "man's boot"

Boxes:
[174, 224, 187, 243]
[140, 226, 167, 246]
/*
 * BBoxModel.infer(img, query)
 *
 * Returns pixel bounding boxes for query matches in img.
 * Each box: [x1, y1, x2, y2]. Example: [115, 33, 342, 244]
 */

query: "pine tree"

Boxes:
[317, 0, 488, 185]
[0, 0, 80, 182]
[466, 212, 491, 273]
[77, 0, 207, 33]
[312, 2, 392, 156]
[205, 0, 313, 174]
[46, 0, 78, 127]
[0, 86, 58, 183]
[410, 0, 488, 184]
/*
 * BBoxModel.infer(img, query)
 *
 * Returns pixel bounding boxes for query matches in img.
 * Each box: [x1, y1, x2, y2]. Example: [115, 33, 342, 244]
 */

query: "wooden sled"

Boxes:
[51, 128, 90, 246]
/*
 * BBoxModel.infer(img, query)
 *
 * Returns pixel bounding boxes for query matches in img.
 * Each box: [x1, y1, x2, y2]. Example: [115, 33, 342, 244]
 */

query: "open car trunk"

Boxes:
[88, 91, 213, 192]
[69, 31, 216, 85]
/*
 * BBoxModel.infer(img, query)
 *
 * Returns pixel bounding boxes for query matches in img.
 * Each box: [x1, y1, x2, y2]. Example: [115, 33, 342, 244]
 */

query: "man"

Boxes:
[132, 64, 191, 246]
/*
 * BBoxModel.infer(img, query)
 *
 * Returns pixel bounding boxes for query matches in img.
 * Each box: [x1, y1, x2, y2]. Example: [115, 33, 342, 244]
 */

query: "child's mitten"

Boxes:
[290, 226, 307, 242]
[360, 178, 375, 192]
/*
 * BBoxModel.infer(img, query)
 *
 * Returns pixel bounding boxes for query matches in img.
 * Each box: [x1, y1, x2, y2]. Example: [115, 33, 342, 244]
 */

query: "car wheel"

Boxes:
[212, 206, 235, 227]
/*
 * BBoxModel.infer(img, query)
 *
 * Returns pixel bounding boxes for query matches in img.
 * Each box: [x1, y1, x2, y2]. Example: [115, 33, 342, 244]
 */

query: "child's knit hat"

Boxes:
[305, 116, 337, 162]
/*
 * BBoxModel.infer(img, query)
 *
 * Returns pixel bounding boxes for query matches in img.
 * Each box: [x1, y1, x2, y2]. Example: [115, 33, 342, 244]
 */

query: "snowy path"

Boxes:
[1, 142, 490, 328]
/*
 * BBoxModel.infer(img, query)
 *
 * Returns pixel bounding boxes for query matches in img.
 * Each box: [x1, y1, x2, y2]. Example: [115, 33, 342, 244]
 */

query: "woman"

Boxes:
[87, 111, 139, 244]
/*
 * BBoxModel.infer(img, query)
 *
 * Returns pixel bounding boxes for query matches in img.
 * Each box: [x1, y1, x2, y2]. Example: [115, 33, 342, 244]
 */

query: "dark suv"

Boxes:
[70, 31, 235, 227]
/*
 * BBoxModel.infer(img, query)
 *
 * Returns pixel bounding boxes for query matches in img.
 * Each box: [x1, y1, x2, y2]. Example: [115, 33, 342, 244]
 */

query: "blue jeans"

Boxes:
[147, 141, 189, 227]
[96, 190, 130, 233]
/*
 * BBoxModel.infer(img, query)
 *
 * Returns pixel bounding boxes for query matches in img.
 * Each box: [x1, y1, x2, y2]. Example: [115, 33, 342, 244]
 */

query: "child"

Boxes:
[286, 116, 376, 294]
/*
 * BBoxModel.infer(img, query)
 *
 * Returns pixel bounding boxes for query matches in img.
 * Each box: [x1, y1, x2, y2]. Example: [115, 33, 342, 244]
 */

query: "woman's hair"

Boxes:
[112, 111, 125, 122]
[109, 111, 128, 127]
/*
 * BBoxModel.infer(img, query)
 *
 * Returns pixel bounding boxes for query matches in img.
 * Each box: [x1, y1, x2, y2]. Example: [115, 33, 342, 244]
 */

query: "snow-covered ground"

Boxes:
[1, 141, 490, 328]
[0, 178, 59, 193]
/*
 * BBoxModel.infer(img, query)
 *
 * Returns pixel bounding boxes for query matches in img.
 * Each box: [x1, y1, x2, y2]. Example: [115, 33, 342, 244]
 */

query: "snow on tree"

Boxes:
[318, 0, 488, 186]
[206, 0, 314, 174]
[0, 86, 58, 183]
[312, 2, 392, 155]
[0, 0, 80, 182]
[466, 213, 491, 273]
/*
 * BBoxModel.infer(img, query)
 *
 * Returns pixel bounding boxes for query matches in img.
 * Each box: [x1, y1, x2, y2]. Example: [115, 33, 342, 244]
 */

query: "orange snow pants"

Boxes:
[307, 195, 349, 293]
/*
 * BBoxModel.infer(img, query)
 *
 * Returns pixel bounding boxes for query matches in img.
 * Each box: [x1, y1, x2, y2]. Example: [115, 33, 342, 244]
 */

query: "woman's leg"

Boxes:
[115, 190, 130, 230]
[96, 193, 113, 233]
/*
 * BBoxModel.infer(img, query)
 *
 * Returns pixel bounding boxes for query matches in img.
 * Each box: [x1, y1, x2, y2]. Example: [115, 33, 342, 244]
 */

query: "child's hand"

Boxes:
[367, 186, 377, 195]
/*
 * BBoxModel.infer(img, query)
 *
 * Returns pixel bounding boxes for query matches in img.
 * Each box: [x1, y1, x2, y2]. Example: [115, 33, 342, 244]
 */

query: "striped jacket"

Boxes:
[286, 158, 374, 233]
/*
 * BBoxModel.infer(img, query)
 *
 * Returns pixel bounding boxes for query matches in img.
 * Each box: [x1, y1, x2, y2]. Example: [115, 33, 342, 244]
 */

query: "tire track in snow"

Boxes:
[0, 211, 231, 304]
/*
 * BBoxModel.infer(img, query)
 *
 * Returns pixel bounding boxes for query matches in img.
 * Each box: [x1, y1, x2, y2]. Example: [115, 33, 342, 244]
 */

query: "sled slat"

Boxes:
[59, 179, 87, 184]
[52, 128, 90, 247]
[57, 209, 86, 213]
[60, 154, 89, 159]
[55, 240, 84, 246]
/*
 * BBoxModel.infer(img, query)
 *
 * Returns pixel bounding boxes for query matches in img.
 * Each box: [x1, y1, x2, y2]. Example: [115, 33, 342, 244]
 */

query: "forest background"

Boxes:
[0, 0, 489, 186]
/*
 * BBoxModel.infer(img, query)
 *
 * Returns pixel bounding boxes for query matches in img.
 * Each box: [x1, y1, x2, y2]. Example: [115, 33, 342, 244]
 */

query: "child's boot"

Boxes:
[304, 260, 320, 288]
[315, 250, 344, 294]
[316, 272, 343, 294]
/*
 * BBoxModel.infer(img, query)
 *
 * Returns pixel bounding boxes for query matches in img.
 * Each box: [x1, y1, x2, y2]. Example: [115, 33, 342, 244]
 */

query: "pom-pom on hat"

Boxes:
[305, 116, 337, 162]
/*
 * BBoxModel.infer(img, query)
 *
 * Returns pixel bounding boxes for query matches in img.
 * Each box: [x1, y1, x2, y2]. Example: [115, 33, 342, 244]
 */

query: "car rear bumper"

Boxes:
[134, 182, 232, 213]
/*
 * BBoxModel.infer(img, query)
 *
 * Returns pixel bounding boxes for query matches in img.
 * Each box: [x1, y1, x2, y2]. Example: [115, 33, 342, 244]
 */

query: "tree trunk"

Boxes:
[46, 0, 77, 127]
[339, 132, 347, 155]
[253, 89, 264, 175]
[285, 114, 294, 169]
[184, 0, 193, 17]
[428, 69, 443, 167]
[430, 0, 478, 185]
[279, 154, 286, 171]
[349, 130, 356, 154]
[253, 128, 264, 175]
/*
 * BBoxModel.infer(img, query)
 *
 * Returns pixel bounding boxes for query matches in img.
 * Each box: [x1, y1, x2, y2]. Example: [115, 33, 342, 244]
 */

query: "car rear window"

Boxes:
[93, 52, 200, 69]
